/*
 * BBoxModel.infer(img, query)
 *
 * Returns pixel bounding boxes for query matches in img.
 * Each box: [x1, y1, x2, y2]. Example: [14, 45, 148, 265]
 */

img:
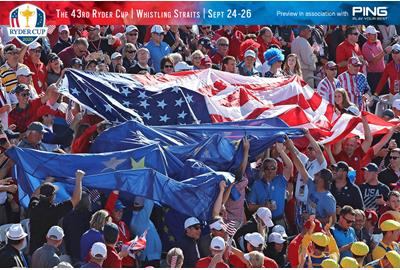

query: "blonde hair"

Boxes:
[283, 53, 302, 77]
[166, 247, 184, 268]
[90, 210, 110, 231]
[247, 251, 265, 268]
[191, 50, 204, 59]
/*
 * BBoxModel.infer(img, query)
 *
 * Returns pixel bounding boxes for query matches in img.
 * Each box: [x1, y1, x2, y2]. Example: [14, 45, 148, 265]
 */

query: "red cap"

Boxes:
[37, 105, 58, 119]
[378, 211, 400, 228]
[239, 39, 261, 59]
[364, 209, 378, 223]
[304, 218, 323, 233]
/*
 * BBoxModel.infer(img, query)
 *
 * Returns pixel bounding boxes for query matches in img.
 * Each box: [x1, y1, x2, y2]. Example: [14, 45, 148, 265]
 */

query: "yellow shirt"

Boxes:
[372, 241, 400, 261]
[0, 62, 27, 92]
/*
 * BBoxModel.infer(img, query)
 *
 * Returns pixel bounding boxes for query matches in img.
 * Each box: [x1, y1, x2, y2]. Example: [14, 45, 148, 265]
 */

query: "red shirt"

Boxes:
[375, 60, 400, 95]
[103, 245, 122, 268]
[196, 257, 229, 268]
[24, 54, 47, 94]
[334, 147, 374, 185]
[211, 52, 225, 66]
[71, 124, 98, 153]
[8, 98, 42, 133]
[287, 234, 303, 268]
[257, 36, 282, 63]
[58, 46, 78, 68]
[336, 39, 362, 74]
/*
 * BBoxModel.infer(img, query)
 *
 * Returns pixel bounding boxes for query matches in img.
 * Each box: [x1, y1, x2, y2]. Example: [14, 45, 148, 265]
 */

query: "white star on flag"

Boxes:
[71, 88, 80, 96]
[177, 111, 187, 119]
[101, 157, 126, 172]
[139, 100, 150, 109]
[175, 98, 184, 107]
[121, 87, 131, 97]
[157, 100, 167, 109]
[143, 112, 152, 120]
[104, 104, 113, 112]
[160, 114, 170, 123]
[138, 91, 148, 99]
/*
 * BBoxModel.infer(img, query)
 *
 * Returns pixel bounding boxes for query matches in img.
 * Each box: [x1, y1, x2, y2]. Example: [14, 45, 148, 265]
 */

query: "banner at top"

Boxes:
[0, 1, 399, 25]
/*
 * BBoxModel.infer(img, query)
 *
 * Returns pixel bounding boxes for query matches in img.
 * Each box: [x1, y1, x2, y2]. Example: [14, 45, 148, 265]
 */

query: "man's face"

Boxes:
[42, 114, 54, 126]
[244, 56, 255, 67]
[305, 144, 316, 160]
[224, 59, 236, 73]
[17, 90, 30, 105]
[112, 57, 123, 66]
[30, 48, 42, 62]
[348, 30, 359, 43]
[348, 63, 361, 75]
[59, 30, 69, 42]
[74, 44, 87, 57]
[217, 41, 229, 55]
[388, 195, 400, 211]
[392, 50, 400, 63]
[112, 209, 123, 222]
[325, 67, 337, 78]
[88, 28, 99, 40]
[354, 213, 365, 231]
[137, 50, 149, 64]
[364, 171, 377, 183]
[186, 225, 201, 240]
[274, 243, 284, 253]
[389, 151, 400, 168]
[263, 161, 277, 179]
[151, 32, 164, 43]
[339, 213, 355, 230]
[17, 74, 32, 85]
[28, 130, 44, 145]
[126, 30, 139, 43]
[262, 30, 273, 43]
[343, 137, 358, 155]
[5, 49, 19, 63]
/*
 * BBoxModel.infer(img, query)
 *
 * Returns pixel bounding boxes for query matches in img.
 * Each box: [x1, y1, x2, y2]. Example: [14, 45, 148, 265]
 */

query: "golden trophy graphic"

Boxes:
[20, 6, 35, 28]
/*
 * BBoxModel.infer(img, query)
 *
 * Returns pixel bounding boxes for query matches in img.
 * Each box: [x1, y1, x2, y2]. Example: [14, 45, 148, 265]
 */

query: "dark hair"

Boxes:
[340, 205, 355, 216]
[345, 26, 358, 38]
[259, 27, 272, 37]
[160, 56, 174, 70]
[221, 56, 236, 71]
[317, 169, 333, 190]
[8, 238, 24, 246]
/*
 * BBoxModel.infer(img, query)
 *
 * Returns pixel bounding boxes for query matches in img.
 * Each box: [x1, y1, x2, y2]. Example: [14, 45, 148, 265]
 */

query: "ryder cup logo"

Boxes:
[7, 4, 48, 46]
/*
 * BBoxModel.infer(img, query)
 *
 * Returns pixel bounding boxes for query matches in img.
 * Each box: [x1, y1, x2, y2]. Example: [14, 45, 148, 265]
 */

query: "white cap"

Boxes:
[268, 232, 285, 244]
[365, 25, 379, 35]
[255, 207, 274, 227]
[111, 52, 122, 60]
[58, 25, 69, 33]
[210, 236, 225, 251]
[16, 66, 34, 76]
[90, 242, 107, 259]
[174, 61, 193, 72]
[393, 99, 400, 110]
[47, 226, 64, 240]
[244, 232, 265, 248]
[6, 224, 28, 240]
[209, 219, 225, 231]
[29, 42, 42, 50]
[392, 43, 400, 53]
[151, 25, 164, 34]
[272, 224, 288, 238]
[125, 25, 138, 33]
[184, 217, 200, 229]
[244, 49, 256, 59]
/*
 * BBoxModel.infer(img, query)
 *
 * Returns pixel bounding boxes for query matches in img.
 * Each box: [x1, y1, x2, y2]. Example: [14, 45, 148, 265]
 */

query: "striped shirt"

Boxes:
[337, 71, 369, 108]
[0, 62, 28, 93]
[317, 77, 341, 104]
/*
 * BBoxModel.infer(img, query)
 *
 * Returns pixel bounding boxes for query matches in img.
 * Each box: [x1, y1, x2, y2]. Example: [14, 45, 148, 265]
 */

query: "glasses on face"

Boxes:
[390, 156, 400, 160]
[264, 166, 277, 171]
[164, 65, 174, 68]
[193, 56, 202, 60]
[343, 216, 355, 224]
[126, 50, 136, 54]
[351, 32, 359, 36]
[127, 33, 138, 36]
[6, 51, 18, 55]
[20, 92, 29, 97]
[218, 43, 229, 47]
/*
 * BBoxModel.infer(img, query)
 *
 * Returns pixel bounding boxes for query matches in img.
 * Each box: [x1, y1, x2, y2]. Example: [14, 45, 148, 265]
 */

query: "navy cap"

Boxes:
[70, 58, 82, 66]
[332, 161, 349, 172]
[4, 129, 20, 140]
[362, 163, 379, 172]
[11, 84, 29, 94]
[48, 53, 59, 61]
[382, 109, 395, 119]
[103, 223, 119, 244]
[27, 121, 46, 133]
[199, 37, 211, 48]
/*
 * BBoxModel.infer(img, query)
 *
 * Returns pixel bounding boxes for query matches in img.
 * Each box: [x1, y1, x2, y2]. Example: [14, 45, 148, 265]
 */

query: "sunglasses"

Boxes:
[218, 43, 229, 47]
[32, 49, 42, 54]
[351, 32, 359, 36]
[126, 50, 136, 54]
[264, 166, 277, 171]
[193, 56, 202, 60]
[390, 156, 400, 160]
[127, 33, 138, 36]
[343, 216, 355, 224]
[164, 65, 173, 68]
[20, 93, 30, 97]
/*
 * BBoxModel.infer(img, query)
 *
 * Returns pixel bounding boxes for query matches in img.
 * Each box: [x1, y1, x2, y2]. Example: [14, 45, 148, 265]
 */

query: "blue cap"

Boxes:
[362, 163, 379, 172]
[114, 200, 125, 211]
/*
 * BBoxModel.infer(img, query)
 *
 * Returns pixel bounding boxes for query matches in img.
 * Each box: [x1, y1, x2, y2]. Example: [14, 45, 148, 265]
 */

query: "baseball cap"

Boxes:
[244, 50, 256, 59]
[272, 225, 287, 238]
[299, 25, 312, 32]
[392, 44, 400, 53]
[392, 99, 400, 110]
[6, 224, 28, 240]
[209, 219, 226, 231]
[382, 109, 395, 119]
[184, 217, 200, 229]
[125, 25, 138, 33]
[340, 257, 359, 268]
[48, 53, 60, 61]
[29, 42, 42, 50]
[267, 232, 285, 244]
[151, 25, 164, 34]
[111, 52, 122, 60]
[58, 25, 69, 33]
[174, 61, 193, 72]
[331, 161, 349, 172]
[114, 200, 125, 211]
[321, 259, 339, 268]
[16, 66, 34, 77]
[103, 223, 119, 244]
[311, 232, 329, 247]
[255, 207, 274, 227]
[351, 241, 369, 256]
[362, 163, 379, 172]
[365, 25, 379, 35]
[365, 209, 378, 223]
[70, 58, 82, 66]
[40, 182, 58, 197]
[325, 61, 338, 70]
[380, 219, 400, 232]
[90, 242, 107, 259]
[11, 84, 29, 94]
[4, 44, 19, 54]
[27, 121, 46, 133]
[87, 25, 100, 31]
[348, 56, 362, 66]
[304, 218, 323, 233]
[244, 232, 265, 248]
[198, 37, 211, 48]
[47, 226, 64, 240]
[386, 250, 400, 268]
[210, 236, 225, 251]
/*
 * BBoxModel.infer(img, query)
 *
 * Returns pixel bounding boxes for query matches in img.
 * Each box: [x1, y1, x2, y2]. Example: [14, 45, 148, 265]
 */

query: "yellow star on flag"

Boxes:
[131, 157, 145, 169]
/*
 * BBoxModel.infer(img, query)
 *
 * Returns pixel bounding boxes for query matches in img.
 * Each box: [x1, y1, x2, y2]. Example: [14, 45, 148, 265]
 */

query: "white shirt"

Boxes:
[0, 87, 11, 128]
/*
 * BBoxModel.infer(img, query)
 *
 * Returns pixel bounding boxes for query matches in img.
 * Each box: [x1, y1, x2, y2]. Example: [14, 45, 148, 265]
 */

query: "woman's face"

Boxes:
[163, 61, 174, 74]
[287, 56, 296, 69]
[192, 55, 202, 67]
[50, 59, 61, 71]
[334, 92, 343, 105]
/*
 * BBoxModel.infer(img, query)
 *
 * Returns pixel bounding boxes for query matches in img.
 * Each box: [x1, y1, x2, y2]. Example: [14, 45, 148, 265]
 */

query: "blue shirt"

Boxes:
[80, 229, 104, 261]
[145, 40, 171, 73]
[130, 199, 162, 261]
[307, 179, 336, 220]
[331, 225, 357, 259]
[247, 175, 287, 218]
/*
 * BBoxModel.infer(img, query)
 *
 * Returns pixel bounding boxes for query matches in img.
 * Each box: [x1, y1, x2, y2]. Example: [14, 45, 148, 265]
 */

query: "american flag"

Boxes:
[170, 255, 178, 268]
[65, 100, 74, 125]
[224, 220, 239, 237]
[60, 69, 394, 144]
[47, 25, 57, 34]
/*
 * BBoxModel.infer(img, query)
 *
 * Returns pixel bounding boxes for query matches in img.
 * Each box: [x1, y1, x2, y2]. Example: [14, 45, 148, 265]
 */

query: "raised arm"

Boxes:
[372, 125, 399, 155]
[286, 139, 311, 182]
[276, 142, 293, 181]
[238, 137, 250, 178]
[71, 170, 85, 208]
[304, 129, 326, 166]
[361, 113, 373, 153]
[212, 181, 226, 218]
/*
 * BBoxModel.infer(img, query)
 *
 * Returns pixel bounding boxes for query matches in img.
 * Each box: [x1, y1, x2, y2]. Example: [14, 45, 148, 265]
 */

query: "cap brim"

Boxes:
[274, 238, 285, 244]
[265, 219, 274, 227]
